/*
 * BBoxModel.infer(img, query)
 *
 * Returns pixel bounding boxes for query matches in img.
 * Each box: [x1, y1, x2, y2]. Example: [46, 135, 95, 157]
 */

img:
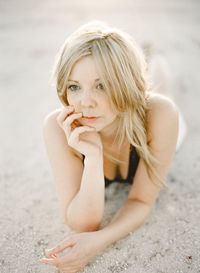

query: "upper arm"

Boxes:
[43, 109, 84, 222]
[128, 94, 179, 206]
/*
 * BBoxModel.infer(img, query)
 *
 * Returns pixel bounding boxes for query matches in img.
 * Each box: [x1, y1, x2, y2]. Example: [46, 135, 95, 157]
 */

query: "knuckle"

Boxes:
[72, 125, 82, 132]
[65, 114, 74, 123]
[67, 138, 73, 146]
[68, 141, 74, 149]
[68, 134, 76, 143]
[63, 119, 70, 128]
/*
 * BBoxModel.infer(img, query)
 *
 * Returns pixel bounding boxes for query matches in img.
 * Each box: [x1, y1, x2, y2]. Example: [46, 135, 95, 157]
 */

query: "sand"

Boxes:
[0, 0, 200, 272]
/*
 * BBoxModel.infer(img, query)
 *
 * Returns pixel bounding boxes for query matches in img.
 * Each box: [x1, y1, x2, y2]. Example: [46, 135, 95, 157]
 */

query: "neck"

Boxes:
[99, 117, 119, 144]
[99, 118, 128, 151]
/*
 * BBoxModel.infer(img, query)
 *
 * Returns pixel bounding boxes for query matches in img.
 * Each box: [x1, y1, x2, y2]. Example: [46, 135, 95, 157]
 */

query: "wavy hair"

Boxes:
[50, 21, 167, 188]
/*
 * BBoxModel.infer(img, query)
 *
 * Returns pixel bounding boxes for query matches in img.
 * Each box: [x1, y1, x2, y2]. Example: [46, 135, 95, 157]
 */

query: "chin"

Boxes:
[92, 125, 101, 132]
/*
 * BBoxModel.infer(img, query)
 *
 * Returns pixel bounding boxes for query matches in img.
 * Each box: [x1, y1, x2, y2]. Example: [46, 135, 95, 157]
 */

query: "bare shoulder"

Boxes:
[146, 91, 178, 119]
[145, 92, 179, 143]
[43, 108, 63, 136]
[43, 108, 61, 125]
[43, 108, 61, 136]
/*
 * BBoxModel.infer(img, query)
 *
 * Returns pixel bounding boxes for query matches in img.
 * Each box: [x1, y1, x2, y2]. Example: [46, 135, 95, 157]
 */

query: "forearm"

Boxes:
[97, 198, 152, 248]
[67, 153, 105, 231]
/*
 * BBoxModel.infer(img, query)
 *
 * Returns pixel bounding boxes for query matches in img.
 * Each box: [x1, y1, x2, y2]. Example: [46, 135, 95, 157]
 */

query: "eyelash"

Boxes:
[67, 85, 79, 91]
[67, 83, 104, 92]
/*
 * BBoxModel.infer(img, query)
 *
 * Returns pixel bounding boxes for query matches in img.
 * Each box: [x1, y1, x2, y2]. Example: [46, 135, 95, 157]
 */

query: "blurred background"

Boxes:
[0, 0, 200, 272]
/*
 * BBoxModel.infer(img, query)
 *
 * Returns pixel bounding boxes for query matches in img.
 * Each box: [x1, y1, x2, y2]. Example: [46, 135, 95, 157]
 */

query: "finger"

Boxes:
[40, 250, 74, 268]
[62, 112, 83, 130]
[56, 106, 74, 127]
[50, 253, 57, 258]
[68, 126, 95, 145]
[40, 257, 59, 267]
[45, 237, 75, 256]
[63, 113, 83, 138]
[44, 250, 57, 259]
[56, 107, 74, 128]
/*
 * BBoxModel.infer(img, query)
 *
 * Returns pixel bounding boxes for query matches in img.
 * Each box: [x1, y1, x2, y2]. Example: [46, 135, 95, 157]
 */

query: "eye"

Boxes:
[67, 85, 79, 91]
[97, 83, 104, 90]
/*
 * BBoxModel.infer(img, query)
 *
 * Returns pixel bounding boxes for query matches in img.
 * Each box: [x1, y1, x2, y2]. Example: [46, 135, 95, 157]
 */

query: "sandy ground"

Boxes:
[0, 0, 200, 272]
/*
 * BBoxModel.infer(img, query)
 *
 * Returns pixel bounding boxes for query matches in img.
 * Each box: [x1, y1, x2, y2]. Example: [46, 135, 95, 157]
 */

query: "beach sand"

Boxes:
[0, 0, 200, 272]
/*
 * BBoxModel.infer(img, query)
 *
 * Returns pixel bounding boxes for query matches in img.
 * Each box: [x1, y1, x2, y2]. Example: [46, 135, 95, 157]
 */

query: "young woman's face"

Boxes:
[66, 55, 118, 133]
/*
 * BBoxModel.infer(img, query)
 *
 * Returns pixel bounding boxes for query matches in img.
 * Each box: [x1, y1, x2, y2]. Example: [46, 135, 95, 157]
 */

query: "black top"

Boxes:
[82, 145, 140, 187]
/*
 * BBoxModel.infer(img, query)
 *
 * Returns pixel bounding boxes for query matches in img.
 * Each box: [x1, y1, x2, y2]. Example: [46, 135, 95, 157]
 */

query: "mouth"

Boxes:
[82, 116, 99, 121]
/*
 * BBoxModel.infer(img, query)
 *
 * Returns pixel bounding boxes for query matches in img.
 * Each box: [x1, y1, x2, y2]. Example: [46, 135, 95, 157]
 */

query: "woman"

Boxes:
[40, 21, 180, 272]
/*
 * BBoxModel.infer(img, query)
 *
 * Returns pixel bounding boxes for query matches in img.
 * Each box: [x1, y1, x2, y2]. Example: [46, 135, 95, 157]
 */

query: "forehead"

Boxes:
[69, 55, 99, 80]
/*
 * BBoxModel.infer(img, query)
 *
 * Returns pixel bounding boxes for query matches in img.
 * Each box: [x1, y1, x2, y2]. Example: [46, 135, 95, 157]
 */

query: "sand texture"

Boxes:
[0, 0, 200, 272]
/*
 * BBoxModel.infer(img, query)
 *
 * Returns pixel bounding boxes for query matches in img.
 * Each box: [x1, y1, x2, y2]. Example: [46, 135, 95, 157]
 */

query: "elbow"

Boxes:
[63, 215, 101, 233]
[72, 223, 100, 233]
[65, 220, 101, 233]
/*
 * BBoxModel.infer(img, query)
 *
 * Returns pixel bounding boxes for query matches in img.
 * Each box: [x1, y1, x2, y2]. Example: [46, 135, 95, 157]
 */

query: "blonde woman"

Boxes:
[40, 21, 182, 272]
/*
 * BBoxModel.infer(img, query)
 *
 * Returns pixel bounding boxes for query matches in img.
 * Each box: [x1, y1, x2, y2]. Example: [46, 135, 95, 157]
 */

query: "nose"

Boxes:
[80, 90, 97, 108]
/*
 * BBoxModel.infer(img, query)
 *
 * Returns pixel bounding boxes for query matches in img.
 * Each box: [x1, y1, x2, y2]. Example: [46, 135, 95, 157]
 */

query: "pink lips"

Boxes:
[82, 116, 99, 122]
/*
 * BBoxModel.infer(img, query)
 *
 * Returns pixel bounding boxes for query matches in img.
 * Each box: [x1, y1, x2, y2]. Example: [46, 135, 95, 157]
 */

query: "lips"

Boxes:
[82, 116, 99, 121]
[83, 116, 98, 118]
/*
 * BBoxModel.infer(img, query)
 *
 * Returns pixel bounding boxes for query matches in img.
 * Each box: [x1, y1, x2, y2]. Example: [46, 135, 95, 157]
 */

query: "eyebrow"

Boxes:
[68, 78, 100, 83]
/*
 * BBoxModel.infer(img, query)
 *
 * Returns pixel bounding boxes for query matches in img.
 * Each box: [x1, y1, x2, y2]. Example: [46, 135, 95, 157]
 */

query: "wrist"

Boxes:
[84, 151, 103, 164]
[94, 228, 114, 250]
[92, 230, 110, 252]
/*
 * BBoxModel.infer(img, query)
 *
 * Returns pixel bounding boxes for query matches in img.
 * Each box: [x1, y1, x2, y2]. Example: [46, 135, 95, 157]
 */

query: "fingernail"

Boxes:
[51, 253, 57, 258]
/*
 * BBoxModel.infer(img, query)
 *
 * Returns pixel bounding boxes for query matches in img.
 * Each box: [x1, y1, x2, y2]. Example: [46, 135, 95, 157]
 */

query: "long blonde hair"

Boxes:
[50, 21, 167, 188]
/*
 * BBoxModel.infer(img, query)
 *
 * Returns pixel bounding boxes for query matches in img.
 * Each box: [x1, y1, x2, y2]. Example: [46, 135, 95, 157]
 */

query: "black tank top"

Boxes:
[82, 145, 140, 187]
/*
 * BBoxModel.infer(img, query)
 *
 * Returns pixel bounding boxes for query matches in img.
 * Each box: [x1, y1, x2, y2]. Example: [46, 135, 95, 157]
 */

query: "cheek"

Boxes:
[67, 96, 78, 108]
[104, 97, 116, 114]
[67, 94, 74, 104]
[105, 104, 117, 120]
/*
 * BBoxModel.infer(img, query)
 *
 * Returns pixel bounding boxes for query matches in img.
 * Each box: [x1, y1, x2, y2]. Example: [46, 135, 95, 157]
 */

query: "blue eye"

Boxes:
[68, 85, 79, 91]
[97, 83, 104, 90]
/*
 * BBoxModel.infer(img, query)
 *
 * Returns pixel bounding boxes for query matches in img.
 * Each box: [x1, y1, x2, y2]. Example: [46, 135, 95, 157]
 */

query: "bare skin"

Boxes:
[40, 56, 179, 273]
